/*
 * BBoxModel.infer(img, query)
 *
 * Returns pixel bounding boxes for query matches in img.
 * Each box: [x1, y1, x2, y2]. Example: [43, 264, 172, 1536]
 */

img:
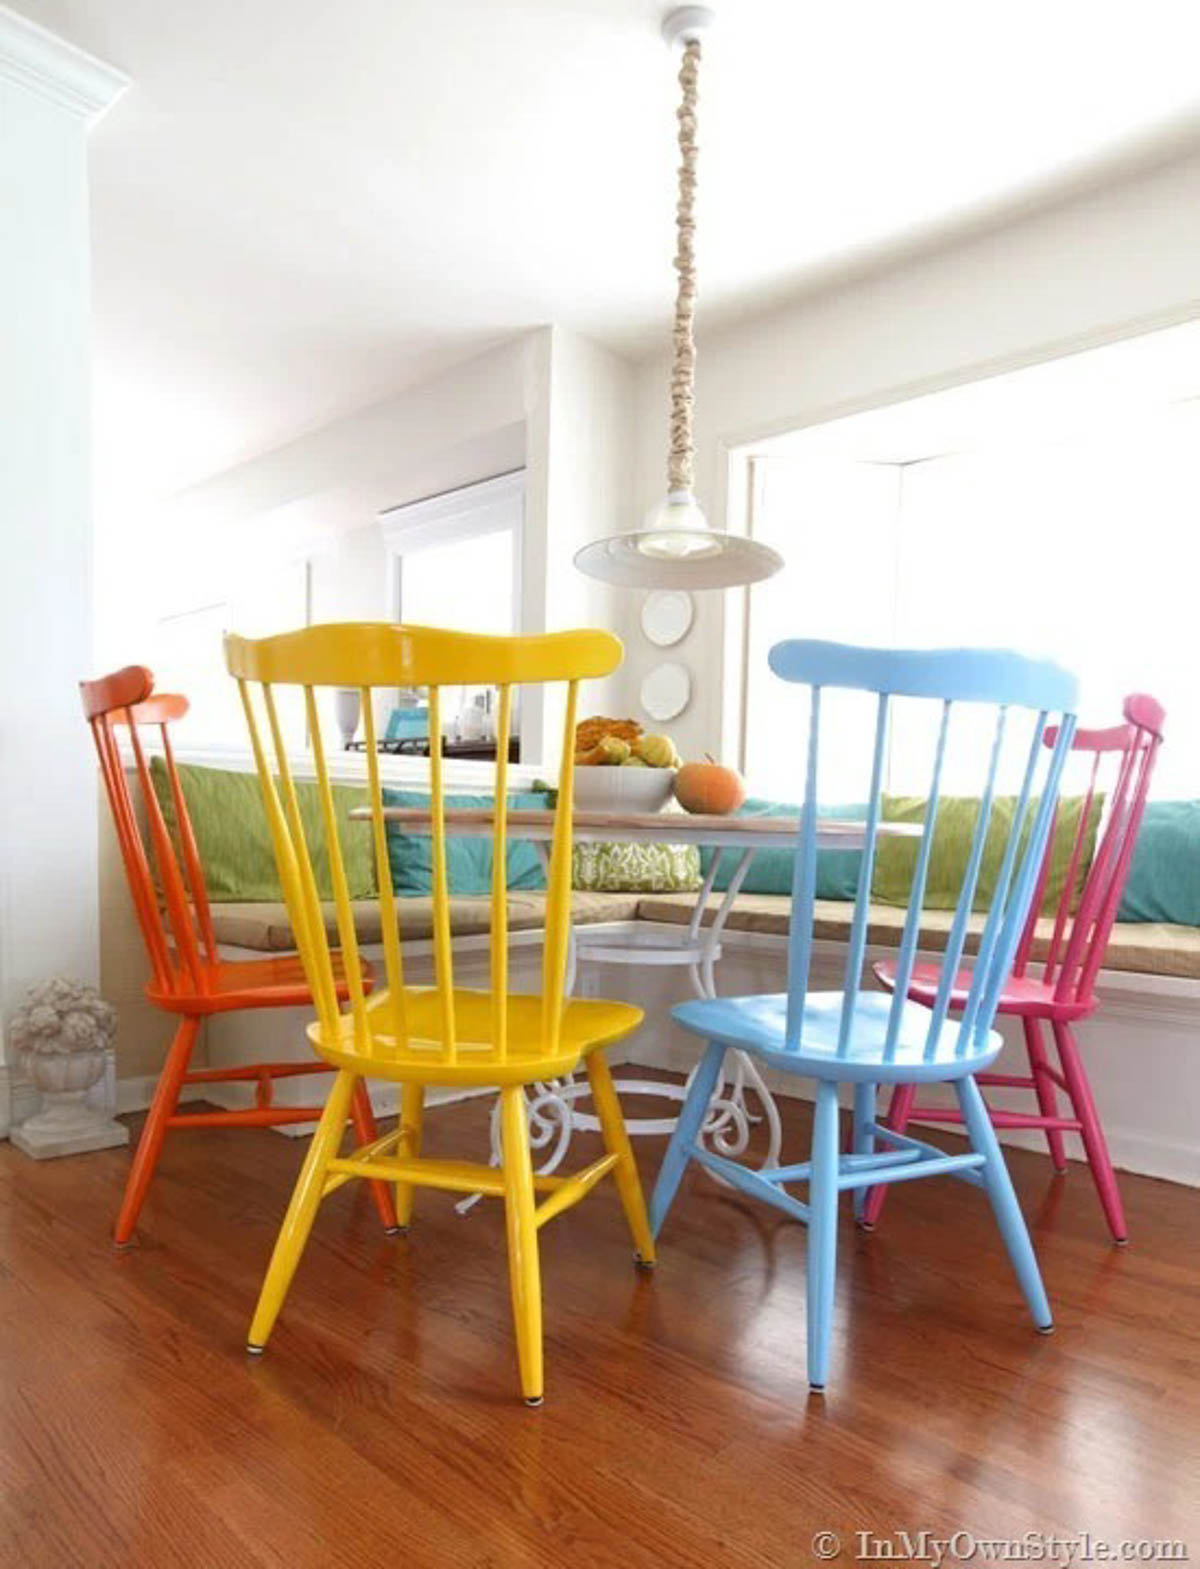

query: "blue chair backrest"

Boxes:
[766, 642, 1080, 1060]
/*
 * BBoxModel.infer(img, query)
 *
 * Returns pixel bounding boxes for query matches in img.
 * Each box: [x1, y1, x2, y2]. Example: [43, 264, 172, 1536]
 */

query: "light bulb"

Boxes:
[637, 490, 721, 559]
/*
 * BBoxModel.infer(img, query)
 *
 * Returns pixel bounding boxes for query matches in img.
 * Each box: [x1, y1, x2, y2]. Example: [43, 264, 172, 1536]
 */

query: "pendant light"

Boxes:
[575, 5, 783, 590]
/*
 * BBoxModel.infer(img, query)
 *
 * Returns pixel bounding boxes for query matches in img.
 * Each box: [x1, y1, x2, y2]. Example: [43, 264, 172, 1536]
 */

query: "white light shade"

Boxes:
[574, 489, 784, 588]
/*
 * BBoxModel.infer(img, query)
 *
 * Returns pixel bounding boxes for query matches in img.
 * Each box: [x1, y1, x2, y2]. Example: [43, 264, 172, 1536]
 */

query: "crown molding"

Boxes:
[0, 5, 128, 120]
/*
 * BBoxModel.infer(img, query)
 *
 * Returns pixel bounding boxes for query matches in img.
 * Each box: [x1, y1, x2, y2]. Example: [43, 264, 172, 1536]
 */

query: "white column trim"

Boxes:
[0, 5, 128, 119]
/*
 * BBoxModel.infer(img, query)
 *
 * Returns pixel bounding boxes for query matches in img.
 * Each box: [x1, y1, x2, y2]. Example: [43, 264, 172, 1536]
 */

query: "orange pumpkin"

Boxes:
[673, 755, 747, 816]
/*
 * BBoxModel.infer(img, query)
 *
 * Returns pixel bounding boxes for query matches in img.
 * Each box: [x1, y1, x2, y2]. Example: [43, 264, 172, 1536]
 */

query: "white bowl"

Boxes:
[572, 765, 675, 813]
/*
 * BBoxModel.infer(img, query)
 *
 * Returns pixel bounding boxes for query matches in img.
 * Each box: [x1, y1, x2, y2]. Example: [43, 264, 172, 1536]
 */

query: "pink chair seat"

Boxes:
[872, 959, 1092, 1022]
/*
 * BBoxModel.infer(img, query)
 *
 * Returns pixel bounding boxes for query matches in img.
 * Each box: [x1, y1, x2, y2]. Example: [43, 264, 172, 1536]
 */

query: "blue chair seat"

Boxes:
[672, 993, 1002, 1084]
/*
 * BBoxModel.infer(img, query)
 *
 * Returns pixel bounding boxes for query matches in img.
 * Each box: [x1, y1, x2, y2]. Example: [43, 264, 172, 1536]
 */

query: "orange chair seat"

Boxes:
[147, 953, 374, 1015]
[310, 987, 644, 1086]
[872, 958, 1091, 1022]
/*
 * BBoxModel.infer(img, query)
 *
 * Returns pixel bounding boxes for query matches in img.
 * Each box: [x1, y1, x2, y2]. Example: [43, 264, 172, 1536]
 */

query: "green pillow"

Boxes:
[1117, 801, 1200, 924]
[572, 841, 701, 893]
[150, 757, 374, 903]
[698, 799, 867, 901]
[382, 789, 550, 896]
[872, 794, 1103, 913]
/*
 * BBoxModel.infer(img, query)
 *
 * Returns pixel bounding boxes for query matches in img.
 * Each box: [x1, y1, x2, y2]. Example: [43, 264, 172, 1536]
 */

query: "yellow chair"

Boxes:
[225, 623, 655, 1404]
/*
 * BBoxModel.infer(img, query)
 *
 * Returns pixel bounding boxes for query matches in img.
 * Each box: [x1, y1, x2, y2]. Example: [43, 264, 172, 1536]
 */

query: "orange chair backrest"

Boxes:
[81, 666, 217, 998]
[224, 623, 623, 1063]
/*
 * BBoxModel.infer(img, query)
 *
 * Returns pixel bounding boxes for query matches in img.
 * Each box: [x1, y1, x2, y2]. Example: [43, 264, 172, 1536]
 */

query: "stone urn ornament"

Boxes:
[8, 978, 129, 1159]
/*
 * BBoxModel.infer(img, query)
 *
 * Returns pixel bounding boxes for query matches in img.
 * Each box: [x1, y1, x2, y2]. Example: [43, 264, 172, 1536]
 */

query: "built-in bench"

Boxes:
[209, 891, 644, 953]
[210, 890, 1200, 982]
[633, 894, 1200, 982]
[103, 760, 1197, 1188]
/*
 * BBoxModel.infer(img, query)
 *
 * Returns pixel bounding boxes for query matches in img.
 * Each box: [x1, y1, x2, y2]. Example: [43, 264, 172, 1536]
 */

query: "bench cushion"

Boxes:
[210, 891, 642, 953]
[633, 893, 1200, 981]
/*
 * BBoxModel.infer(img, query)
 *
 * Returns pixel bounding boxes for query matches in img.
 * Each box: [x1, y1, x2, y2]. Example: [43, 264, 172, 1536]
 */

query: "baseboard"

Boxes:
[114, 1074, 206, 1116]
[206, 1079, 495, 1136]
[628, 1031, 1200, 1189]
[112, 1041, 638, 1136]
[110, 1071, 488, 1132]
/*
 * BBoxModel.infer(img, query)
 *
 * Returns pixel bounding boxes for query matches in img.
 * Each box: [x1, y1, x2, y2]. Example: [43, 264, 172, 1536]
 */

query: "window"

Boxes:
[381, 470, 525, 756]
[382, 470, 523, 635]
[739, 323, 1200, 802]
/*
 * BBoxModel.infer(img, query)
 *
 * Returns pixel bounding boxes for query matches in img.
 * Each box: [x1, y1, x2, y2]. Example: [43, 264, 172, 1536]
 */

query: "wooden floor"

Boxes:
[2, 1080, 1198, 1568]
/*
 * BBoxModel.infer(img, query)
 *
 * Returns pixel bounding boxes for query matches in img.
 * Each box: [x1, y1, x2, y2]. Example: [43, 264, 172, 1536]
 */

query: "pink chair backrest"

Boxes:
[1014, 693, 1165, 1007]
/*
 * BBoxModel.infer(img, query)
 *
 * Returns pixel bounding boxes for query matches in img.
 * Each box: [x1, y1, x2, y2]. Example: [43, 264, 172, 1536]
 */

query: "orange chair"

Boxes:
[81, 665, 398, 1244]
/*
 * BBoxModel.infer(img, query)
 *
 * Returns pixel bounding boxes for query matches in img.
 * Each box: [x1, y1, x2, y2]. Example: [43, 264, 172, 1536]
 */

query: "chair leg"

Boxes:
[954, 1074, 1052, 1331]
[859, 1081, 917, 1230]
[393, 1082, 425, 1231]
[585, 1051, 656, 1267]
[648, 1039, 726, 1239]
[851, 1081, 875, 1223]
[113, 1016, 200, 1246]
[247, 1068, 357, 1354]
[807, 1080, 842, 1392]
[1052, 1021, 1128, 1243]
[349, 1079, 400, 1233]
[1023, 1017, 1068, 1174]
[500, 1086, 544, 1406]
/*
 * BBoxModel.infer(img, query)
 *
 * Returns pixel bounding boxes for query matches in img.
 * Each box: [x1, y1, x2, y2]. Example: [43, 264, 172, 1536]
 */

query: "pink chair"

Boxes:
[864, 694, 1164, 1242]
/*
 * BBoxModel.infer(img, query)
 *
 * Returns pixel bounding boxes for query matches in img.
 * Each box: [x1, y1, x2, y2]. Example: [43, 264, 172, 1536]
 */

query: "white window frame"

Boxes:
[380, 469, 524, 627]
[378, 469, 532, 767]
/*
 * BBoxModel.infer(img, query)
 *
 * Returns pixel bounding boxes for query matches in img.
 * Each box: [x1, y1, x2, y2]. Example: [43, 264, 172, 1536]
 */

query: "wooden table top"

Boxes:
[349, 805, 917, 852]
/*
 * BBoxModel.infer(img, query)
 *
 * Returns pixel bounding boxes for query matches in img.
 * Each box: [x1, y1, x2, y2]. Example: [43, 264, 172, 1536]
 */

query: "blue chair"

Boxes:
[649, 641, 1079, 1393]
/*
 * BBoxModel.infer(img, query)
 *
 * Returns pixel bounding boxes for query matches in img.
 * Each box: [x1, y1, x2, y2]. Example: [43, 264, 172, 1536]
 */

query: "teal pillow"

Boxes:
[382, 789, 550, 896]
[1117, 801, 1200, 925]
[698, 799, 866, 901]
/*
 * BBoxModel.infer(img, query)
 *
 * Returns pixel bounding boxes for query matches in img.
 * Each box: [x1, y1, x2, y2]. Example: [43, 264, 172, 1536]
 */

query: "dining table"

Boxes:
[358, 802, 909, 1199]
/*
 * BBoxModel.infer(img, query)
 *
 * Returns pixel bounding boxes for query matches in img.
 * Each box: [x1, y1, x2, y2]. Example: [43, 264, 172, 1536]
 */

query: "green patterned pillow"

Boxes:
[572, 841, 701, 893]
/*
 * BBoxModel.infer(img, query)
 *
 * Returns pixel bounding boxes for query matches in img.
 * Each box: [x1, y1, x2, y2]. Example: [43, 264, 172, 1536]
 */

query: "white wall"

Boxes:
[624, 146, 1200, 762]
[96, 333, 540, 675]
[533, 326, 636, 760]
[0, 12, 125, 1132]
[98, 322, 635, 773]
[627, 935, 1200, 1190]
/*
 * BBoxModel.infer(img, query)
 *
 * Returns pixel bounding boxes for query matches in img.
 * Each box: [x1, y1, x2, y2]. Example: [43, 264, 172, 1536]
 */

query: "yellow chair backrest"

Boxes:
[225, 623, 622, 1066]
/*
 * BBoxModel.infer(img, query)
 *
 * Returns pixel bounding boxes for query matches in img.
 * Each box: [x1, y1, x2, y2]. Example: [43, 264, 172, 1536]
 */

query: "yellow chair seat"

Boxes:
[308, 987, 644, 1086]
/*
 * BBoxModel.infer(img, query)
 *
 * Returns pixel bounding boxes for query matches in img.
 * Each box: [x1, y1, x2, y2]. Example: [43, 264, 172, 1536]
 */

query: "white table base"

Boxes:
[455, 845, 782, 1212]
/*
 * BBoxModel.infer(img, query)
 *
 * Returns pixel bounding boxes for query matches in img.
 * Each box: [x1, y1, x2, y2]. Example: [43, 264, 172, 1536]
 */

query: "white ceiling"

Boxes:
[756, 318, 1200, 465]
[18, 0, 1200, 503]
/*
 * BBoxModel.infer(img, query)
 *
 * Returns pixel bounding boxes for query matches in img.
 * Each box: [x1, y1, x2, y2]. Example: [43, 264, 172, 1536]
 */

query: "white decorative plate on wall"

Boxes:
[640, 589, 694, 648]
[640, 661, 691, 722]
